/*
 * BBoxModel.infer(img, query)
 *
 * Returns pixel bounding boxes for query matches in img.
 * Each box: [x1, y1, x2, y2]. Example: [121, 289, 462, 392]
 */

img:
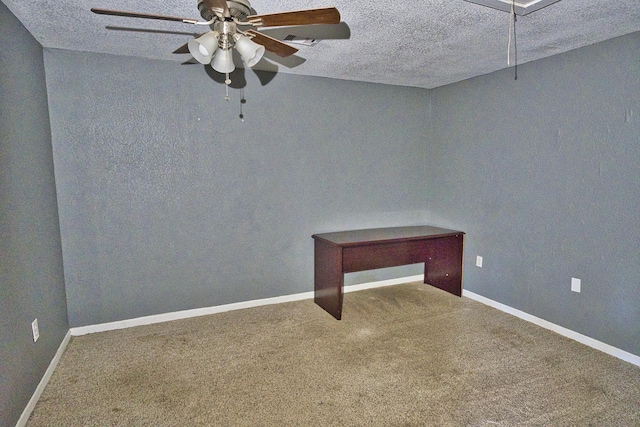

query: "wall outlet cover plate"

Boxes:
[571, 277, 581, 293]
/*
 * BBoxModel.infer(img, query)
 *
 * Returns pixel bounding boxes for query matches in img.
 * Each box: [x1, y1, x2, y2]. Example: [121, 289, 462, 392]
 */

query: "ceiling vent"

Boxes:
[463, 0, 562, 15]
[283, 35, 320, 46]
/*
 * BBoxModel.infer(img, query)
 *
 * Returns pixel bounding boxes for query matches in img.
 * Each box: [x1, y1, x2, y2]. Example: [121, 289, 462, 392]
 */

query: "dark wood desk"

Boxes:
[312, 226, 464, 319]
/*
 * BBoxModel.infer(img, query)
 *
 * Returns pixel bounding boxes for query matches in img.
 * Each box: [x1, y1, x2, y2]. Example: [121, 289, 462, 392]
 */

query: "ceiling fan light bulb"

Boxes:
[211, 49, 235, 74]
[188, 31, 219, 64]
[235, 36, 265, 68]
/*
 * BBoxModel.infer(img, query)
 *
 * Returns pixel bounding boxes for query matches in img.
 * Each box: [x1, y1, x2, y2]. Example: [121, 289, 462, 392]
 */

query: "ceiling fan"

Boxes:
[92, 0, 341, 96]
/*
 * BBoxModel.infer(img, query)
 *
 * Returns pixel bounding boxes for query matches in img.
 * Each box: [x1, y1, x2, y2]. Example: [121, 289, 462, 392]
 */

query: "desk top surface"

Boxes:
[312, 225, 463, 246]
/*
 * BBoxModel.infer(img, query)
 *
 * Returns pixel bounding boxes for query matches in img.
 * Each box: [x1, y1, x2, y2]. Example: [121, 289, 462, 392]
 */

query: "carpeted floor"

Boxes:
[28, 283, 640, 426]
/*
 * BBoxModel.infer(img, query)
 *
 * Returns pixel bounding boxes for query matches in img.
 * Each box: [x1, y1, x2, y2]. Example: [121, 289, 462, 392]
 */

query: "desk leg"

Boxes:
[314, 239, 343, 320]
[425, 234, 464, 297]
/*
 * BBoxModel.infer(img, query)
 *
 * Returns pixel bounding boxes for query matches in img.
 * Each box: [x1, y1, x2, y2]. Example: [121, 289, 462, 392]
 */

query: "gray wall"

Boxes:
[0, 2, 69, 426]
[428, 32, 640, 356]
[43, 49, 433, 327]
[39, 28, 640, 359]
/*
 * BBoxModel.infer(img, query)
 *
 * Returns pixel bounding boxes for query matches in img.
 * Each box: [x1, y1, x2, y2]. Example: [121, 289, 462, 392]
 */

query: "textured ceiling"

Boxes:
[4, 0, 640, 89]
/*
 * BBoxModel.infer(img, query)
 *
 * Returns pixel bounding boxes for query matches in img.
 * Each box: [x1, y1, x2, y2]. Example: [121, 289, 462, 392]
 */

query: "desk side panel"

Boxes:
[425, 234, 464, 296]
[313, 239, 343, 320]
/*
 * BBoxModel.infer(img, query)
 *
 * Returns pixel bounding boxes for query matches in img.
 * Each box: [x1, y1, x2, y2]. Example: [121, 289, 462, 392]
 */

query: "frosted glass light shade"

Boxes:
[188, 31, 219, 64]
[234, 36, 265, 68]
[211, 48, 235, 73]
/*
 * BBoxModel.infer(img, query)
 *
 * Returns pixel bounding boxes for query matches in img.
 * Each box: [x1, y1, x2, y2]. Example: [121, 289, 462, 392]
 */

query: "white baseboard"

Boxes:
[70, 291, 313, 336]
[68, 277, 639, 368]
[70, 275, 425, 337]
[16, 330, 71, 427]
[343, 275, 424, 294]
[463, 289, 640, 367]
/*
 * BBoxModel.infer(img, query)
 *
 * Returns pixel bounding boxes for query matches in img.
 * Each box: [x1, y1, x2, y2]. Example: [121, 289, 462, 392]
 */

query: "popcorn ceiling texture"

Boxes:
[4, 0, 640, 88]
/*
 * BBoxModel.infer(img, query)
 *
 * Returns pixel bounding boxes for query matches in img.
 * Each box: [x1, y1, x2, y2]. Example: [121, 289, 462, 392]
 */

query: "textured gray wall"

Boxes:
[40, 29, 640, 359]
[0, 2, 69, 426]
[44, 49, 432, 327]
[428, 32, 640, 355]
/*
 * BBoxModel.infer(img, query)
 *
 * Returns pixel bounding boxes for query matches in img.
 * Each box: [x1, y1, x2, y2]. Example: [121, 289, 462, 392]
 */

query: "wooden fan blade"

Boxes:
[246, 30, 298, 57]
[105, 26, 198, 37]
[91, 8, 198, 23]
[247, 7, 340, 28]
[260, 22, 351, 41]
[200, 0, 230, 18]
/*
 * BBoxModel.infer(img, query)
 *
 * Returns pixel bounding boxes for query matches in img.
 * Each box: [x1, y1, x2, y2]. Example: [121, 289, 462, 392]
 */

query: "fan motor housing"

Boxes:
[198, 0, 253, 21]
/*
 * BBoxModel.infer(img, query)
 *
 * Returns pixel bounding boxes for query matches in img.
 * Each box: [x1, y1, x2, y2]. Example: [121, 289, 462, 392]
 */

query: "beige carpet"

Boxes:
[28, 283, 640, 426]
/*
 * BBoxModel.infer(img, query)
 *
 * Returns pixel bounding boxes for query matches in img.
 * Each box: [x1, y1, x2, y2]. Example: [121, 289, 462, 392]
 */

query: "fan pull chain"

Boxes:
[507, 0, 518, 80]
[507, 1, 513, 64]
[239, 89, 246, 122]
[224, 73, 231, 101]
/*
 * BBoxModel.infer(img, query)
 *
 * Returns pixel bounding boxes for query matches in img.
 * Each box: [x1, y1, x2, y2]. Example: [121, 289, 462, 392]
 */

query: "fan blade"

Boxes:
[247, 7, 340, 28]
[91, 8, 198, 23]
[261, 22, 351, 41]
[105, 26, 198, 37]
[200, 0, 230, 18]
[246, 30, 298, 57]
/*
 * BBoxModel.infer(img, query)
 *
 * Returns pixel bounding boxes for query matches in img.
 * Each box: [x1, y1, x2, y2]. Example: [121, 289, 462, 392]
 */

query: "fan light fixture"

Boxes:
[187, 27, 265, 71]
[188, 31, 220, 64]
[234, 35, 265, 68]
[211, 48, 236, 73]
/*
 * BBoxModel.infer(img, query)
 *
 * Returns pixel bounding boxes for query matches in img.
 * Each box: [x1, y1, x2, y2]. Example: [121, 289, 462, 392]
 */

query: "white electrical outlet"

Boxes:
[571, 277, 581, 293]
[476, 256, 483, 268]
[31, 318, 40, 342]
